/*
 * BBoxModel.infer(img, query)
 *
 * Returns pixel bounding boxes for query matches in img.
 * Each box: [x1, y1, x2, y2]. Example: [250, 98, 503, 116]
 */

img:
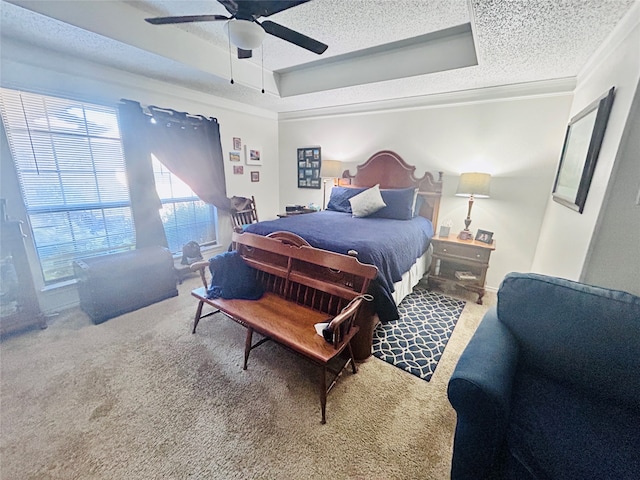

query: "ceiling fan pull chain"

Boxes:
[228, 33, 234, 84]
[261, 45, 265, 94]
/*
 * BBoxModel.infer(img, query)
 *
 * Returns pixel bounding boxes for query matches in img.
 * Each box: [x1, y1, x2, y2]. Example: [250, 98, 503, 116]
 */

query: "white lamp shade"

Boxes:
[320, 160, 343, 178]
[455, 172, 491, 198]
[225, 19, 265, 50]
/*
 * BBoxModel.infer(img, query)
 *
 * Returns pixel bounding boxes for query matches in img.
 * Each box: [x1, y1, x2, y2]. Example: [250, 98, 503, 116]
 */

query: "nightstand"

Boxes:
[428, 235, 496, 304]
[277, 208, 317, 218]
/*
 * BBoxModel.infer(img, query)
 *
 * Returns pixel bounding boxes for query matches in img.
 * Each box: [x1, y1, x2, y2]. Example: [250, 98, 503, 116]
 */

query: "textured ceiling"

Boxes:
[1, 0, 637, 114]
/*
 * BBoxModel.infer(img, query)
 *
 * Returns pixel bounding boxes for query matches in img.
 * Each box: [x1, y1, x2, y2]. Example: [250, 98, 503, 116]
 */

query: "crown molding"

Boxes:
[578, 1, 640, 84]
[278, 77, 576, 122]
[0, 39, 278, 120]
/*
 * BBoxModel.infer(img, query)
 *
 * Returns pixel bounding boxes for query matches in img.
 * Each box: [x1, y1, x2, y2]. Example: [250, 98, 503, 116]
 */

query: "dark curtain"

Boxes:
[118, 100, 168, 248]
[146, 105, 230, 211]
[118, 99, 232, 248]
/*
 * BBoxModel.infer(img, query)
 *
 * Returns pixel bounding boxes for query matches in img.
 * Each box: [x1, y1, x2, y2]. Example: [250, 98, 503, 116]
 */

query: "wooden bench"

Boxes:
[190, 231, 378, 424]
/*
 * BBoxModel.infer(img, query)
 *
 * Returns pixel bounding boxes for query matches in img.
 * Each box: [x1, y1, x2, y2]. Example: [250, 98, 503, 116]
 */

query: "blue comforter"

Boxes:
[245, 210, 434, 321]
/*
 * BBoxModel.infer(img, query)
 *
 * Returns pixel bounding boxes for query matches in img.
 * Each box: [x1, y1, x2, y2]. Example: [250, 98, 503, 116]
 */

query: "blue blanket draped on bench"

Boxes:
[206, 250, 264, 300]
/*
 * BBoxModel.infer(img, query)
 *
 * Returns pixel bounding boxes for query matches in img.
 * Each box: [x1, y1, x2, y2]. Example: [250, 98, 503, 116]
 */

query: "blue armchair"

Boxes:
[447, 272, 640, 480]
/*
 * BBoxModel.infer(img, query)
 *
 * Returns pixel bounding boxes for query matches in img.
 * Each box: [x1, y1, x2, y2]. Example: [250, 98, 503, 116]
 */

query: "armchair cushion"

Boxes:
[497, 273, 640, 409]
[507, 369, 640, 479]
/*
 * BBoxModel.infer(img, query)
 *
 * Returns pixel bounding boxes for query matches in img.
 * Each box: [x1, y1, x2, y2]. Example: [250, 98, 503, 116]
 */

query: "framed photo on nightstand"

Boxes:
[475, 229, 494, 244]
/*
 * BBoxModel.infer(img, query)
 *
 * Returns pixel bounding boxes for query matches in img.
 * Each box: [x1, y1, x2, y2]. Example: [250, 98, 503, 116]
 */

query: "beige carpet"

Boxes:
[0, 275, 493, 479]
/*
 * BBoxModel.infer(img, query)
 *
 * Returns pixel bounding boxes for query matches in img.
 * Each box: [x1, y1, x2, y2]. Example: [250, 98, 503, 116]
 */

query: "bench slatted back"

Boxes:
[233, 231, 377, 317]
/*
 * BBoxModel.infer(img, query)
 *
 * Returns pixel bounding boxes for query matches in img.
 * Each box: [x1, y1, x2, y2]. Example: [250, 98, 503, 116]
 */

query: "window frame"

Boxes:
[0, 88, 136, 285]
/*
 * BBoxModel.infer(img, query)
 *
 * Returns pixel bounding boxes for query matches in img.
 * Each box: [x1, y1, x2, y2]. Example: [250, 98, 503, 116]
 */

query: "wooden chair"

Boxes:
[230, 196, 258, 232]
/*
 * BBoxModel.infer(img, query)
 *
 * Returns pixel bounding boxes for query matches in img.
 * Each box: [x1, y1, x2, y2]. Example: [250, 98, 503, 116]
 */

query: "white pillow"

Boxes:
[349, 184, 387, 217]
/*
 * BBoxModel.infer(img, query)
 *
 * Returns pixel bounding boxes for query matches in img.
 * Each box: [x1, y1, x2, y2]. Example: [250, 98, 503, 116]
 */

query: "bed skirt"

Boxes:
[352, 245, 432, 361]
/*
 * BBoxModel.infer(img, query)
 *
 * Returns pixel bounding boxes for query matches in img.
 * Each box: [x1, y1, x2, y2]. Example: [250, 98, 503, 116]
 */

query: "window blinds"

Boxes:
[0, 88, 135, 284]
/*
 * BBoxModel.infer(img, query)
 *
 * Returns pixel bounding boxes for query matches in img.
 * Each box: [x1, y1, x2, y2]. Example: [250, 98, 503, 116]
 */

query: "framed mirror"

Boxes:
[552, 87, 615, 213]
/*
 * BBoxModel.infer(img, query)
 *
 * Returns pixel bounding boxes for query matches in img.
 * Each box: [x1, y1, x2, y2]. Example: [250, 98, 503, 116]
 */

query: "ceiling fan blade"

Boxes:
[237, 48, 253, 59]
[217, 0, 311, 19]
[253, 1, 312, 17]
[217, 0, 240, 17]
[145, 14, 230, 25]
[261, 20, 328, 54]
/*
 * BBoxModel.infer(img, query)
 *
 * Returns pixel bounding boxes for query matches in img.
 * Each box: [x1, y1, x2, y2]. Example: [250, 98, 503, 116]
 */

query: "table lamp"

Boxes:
[320, 160, 343, 209]
[455, 172, 491, 240]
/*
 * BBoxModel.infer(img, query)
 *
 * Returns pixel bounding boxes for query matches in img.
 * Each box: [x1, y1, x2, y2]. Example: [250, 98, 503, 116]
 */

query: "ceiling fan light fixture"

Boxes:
[225, 19, 265, 50]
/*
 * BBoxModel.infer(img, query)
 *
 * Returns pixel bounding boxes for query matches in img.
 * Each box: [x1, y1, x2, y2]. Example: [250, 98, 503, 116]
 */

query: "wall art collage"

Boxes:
[297, 147, 321, 189]
[229, 137, 260, 182]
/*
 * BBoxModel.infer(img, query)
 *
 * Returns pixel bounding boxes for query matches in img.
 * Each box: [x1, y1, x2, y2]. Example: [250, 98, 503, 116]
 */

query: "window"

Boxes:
[152, 155, 217, 254]
[0, 89, 135, 284]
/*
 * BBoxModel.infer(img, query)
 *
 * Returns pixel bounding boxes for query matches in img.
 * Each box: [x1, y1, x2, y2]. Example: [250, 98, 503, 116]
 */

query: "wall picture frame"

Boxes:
[297, 147, 321, 189]
[475, 229, 494, 244]
[233, 165, 244, 175]
[229, 152, 240, 162]
[233, 137, 241, 150]
[244, 145, 262, 166]
[552, 87, 615, 213]
[251, 171, 260, 182]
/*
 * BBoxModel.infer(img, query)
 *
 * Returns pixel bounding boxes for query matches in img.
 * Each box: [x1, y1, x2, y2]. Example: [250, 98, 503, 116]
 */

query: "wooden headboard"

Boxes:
[341, 150, 443, 227]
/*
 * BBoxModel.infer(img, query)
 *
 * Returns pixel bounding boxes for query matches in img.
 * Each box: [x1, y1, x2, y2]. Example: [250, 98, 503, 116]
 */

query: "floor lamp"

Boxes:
[320, 160, 343, 209]
[455, 172, 491, 240]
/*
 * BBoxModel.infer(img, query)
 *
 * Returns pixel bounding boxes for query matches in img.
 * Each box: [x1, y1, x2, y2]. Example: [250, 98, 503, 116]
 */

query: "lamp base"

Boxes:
[458, 230, 474, 240]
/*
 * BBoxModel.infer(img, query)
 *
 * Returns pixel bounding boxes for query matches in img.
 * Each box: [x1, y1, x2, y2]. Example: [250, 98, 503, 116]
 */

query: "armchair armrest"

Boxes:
[447, 307, 520, 480]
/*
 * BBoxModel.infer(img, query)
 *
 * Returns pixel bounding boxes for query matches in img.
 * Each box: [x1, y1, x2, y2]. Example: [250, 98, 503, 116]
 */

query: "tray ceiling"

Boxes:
[1, 0, 637, 114]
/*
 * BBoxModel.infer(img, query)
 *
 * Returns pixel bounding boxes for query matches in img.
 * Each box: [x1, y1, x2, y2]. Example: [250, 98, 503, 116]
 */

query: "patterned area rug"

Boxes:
[372, 288, 466, 381]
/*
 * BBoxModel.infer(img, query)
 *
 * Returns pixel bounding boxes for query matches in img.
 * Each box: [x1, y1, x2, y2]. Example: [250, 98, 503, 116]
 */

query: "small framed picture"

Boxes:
[245, 146, 262, 166]
[251, 171, 259, 182]
[233, 165, 244, 175]
[229, 152, 240, 162]
[233, 137, 241, 150]
[475, 229, 494, 244]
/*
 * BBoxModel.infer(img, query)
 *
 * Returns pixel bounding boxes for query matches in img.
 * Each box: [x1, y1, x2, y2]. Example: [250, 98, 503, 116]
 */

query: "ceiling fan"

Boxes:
[145, 0, 328, 59]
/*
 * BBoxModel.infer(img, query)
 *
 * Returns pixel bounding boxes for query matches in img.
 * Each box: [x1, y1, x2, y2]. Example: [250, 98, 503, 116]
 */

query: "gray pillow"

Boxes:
[349, 184, 386, 217]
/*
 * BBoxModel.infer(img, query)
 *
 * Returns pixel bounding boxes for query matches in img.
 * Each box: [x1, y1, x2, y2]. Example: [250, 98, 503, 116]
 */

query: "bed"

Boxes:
[245, 150, 443, 359]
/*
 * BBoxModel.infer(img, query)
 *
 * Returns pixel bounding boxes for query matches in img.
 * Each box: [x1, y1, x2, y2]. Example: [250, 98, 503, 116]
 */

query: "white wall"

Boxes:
[581, 81, 640, 295]
[3, 13, 638, 315]
[1, 42, 280, 313]
[531, 15, 640, 287]
[278, 93, 573, 290]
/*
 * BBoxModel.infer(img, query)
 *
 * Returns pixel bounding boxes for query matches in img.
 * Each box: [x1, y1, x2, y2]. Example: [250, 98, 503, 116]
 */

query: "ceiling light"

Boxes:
[225, 19, 265, 51]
